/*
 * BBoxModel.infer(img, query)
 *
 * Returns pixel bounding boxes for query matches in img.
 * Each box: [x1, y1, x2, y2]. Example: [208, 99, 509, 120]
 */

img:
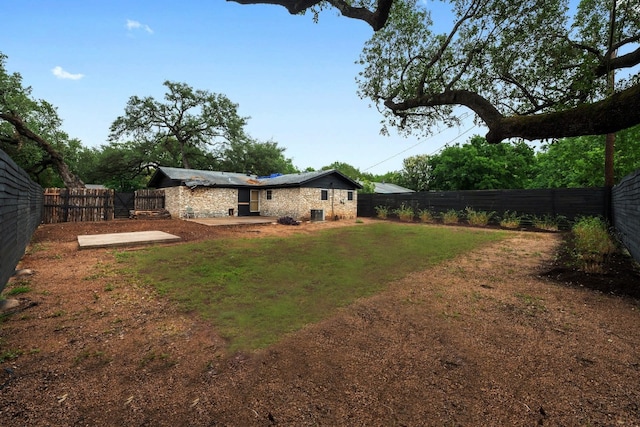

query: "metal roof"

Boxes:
[151, 167, 362, 189]
[156, 167, 260, 187]
[373, 182, 415, 194]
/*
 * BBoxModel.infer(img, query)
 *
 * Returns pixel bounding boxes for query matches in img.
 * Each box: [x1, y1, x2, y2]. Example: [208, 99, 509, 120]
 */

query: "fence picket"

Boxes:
[41, 188, 165, 223]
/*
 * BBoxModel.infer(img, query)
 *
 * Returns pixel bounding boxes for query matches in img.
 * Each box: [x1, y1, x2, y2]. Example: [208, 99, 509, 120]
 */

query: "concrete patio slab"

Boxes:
[186, 217, 277, 226]
[78, 231, 181, 249]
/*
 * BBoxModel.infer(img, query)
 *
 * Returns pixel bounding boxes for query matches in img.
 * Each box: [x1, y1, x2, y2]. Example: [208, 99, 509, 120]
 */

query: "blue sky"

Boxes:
[2, 1, 479, 175]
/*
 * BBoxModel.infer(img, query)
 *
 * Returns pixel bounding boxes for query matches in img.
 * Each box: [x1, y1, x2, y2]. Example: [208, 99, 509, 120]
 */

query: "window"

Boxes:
[321, 189, 328, 200]
[266, 190, 272, 200]
[347, 191, 353, 201]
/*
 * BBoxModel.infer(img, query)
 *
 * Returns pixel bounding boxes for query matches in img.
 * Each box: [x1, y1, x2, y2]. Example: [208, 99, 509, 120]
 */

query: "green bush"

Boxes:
[465, 207, 494, 227]
[572, 216, 617, 273]
[374, 205, 390, 219]
[500, 211, 522, 229]
[394, 204, 415, 222]
[442, 209, 460, 225]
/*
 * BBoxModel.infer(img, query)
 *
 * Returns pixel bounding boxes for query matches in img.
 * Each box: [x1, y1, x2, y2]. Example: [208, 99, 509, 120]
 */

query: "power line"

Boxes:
[363, 123, 477, 172]
[427, 124, 476, 156]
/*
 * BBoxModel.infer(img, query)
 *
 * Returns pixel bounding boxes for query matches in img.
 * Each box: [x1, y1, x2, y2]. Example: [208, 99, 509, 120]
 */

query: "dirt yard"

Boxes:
[1, 218, 639, 426]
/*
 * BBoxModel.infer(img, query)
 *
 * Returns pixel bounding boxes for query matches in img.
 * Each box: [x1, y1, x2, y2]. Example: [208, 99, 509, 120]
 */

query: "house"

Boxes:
[372, 182, 415, 194]
[147, 167, 362, 220]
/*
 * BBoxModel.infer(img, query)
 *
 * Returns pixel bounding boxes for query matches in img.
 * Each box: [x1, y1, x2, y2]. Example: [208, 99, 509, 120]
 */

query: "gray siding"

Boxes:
[612, 169, 640, 263]
[0, 149, 43, 293]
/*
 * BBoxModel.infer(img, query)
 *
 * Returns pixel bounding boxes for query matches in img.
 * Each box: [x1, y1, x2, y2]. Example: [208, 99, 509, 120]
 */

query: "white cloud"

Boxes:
[126, 19, 153, 34]
[51, 66, 84, 80]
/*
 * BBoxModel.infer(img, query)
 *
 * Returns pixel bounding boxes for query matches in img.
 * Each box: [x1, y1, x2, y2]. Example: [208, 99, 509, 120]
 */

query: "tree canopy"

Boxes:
[109, 81, 247, 170]
[531, 125, 640, 188]
[0, 53, 84, 187]
[220, 138, 298, 176]
[230, 0, 640, 143]
[397, 154, 431, 191]
[428, 136, 535, 190]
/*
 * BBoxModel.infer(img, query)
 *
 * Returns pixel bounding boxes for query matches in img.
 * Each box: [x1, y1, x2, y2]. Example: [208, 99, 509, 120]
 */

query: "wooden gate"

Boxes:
[114, 192, 135, 218]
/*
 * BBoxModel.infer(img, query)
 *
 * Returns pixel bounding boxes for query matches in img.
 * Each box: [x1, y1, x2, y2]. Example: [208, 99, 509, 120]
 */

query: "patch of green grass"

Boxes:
[73, 349, 110, 366]
[125, 222, 505, 352]
[5, 285, 31, 296]
[25, 243, 45, 255]
[0, 348, 23, 363]
[515, 292, 547, 314]
[140, 351, 174, 367]
[51, 310, 66, 318]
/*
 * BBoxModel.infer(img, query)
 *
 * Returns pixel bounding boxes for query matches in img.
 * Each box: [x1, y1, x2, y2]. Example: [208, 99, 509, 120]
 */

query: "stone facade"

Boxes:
[260, 187, 358, 220]
[164, 186, 238, 218]
[164, 185, 358, 220]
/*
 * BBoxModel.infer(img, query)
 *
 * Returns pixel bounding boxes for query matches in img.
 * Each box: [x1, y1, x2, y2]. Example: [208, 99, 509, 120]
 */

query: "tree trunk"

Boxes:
[0, 112, 85, 188]
[605, 132, 615, 188]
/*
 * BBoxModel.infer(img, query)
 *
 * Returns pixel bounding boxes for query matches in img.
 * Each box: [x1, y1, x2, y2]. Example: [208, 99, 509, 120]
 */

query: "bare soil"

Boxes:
[1, 218, 639, 426]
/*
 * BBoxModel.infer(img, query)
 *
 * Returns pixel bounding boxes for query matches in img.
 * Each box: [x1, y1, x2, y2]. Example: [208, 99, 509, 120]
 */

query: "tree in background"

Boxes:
[531, 125, 640, 188]
[233, 0, 640, 144]
[0, 53, 84, 187]
[428, 136, 535, 190]
[80, 142, 156, 192]
[321, 161, 368, 180]
[109, 81, 247, 170]
[320, 161, 382, 193]
[221, 139, 297, 176]
[398, 154, 431, 191]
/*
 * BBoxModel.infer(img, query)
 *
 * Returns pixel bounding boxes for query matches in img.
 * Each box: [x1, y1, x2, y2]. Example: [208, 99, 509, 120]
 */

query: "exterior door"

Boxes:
[237, 189, 260, 216]
[237, 189, 250, 216]
[249, 190, 260, 214]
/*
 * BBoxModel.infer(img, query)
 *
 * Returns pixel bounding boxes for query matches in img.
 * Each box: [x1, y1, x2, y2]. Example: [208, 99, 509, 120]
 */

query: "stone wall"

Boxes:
[164, 186, 238, 218]
[164, 185, 358, 220]
[260, 187, 357, 220]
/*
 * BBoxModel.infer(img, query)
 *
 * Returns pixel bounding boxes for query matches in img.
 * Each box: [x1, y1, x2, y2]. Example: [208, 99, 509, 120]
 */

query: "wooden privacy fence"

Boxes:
[357, 187, 607, 228]
[135, 189, 165, 210]
[43, 188, 114, 223]
[42, 188, 165, 223]
[612, 169, 640, 263]
[1, 149, 43, 293]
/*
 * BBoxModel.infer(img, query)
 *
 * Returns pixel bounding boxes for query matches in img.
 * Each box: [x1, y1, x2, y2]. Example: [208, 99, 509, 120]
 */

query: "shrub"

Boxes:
[572, 216, 617, 273]
[394, 204, 415, 222]
[465, 207, 494, 227]
[418, 209, 436, 223]
[442, 209, 460, 225]
[375, 205, 390, 219]
[500, 210, 522, 229]
[532, 214, 561, 231]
